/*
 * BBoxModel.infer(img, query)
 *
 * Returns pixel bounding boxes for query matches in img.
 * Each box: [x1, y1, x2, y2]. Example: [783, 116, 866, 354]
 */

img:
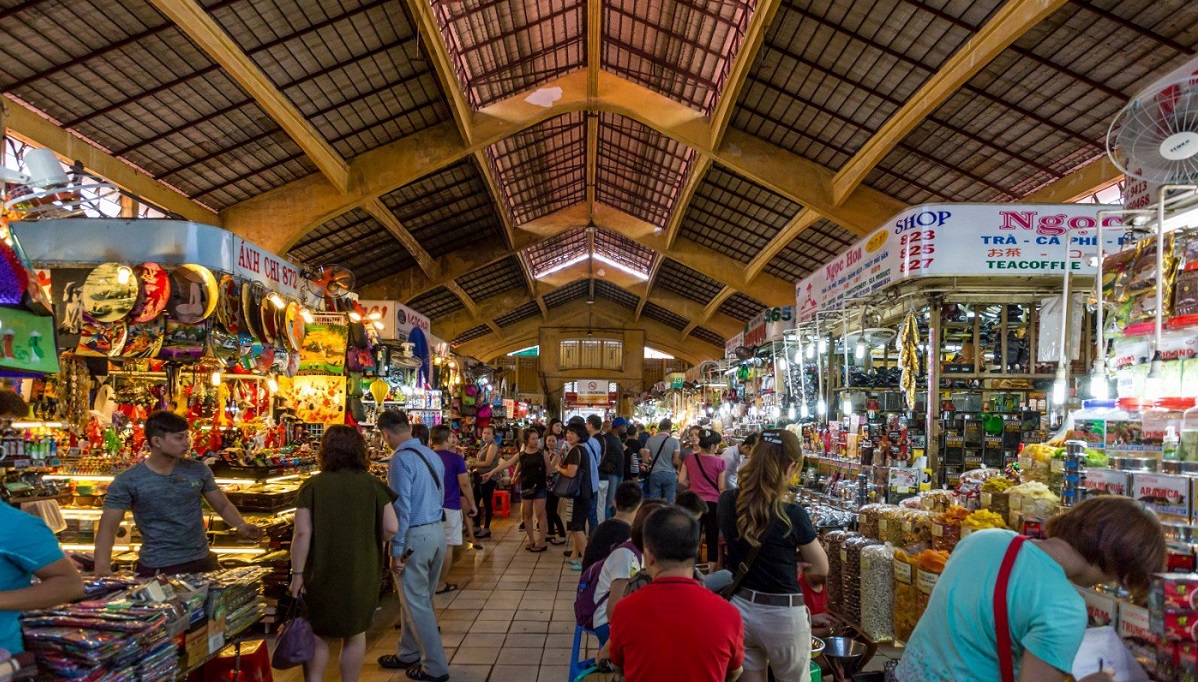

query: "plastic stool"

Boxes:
[492, 489, 512, 518]
[568, 623, 597, 682]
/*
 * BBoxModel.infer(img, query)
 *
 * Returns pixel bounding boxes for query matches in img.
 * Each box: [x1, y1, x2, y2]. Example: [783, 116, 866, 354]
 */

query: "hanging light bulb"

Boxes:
[816, 398, 827, 415]
[795, 348, 804, 363]
[787, 404, 796, 420]
[372, 320, 385, 331]
[116, 265, 132, 285]
[368, 310, 382, 321]
[210, 371, 222, 387]
[266, 375, 279, 394]
[348, 310, 362, 322]
[855, 339, 866, 360]
[1051, 376, 1067, 406]
[268, 292, 285, 309]
[1089, 359, 1109, 400]
[842, 396, 853, 416]
[776, 357, 787, 372]
[800, 403, 810, 419]
[805, 343, 815, 360]
[300, 307, 314, 324]
[818, 337, 828, 355]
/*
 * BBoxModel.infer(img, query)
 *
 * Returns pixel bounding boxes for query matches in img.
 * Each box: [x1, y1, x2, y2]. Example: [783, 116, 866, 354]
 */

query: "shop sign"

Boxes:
[1118, 604, 1151, 641]
[744, 311, 767, 347]
[794, 204, 1128, 321]
[764, 306, 795, 342]
[357, 300, 430, 341]
[1081, 468, 1129, 496]
[667, 373, 685, 390]
[576, 379, 609, 404]
[724, 331, 744, 359]
[502, 399, 515, 418]
[233, 238, 303, 300]
[1131, 472, 1191, 519]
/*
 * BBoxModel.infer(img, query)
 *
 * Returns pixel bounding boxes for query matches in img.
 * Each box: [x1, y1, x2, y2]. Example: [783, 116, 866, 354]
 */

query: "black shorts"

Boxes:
[136, 551, 219, 578]
[567, 495, 591, 532]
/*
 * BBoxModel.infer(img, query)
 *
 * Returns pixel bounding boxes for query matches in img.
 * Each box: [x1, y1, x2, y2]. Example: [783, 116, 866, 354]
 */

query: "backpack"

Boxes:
[574, 540, 640, 630]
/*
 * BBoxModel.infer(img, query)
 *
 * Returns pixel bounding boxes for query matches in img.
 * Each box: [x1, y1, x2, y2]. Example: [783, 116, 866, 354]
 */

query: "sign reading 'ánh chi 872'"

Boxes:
[794, 203, 1129, 321]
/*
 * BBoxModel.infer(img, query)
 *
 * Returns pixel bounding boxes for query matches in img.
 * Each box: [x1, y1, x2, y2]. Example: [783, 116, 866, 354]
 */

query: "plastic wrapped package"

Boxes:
[981, 477, 1014, 519]
[842, 536, 880, 625]
[823, 530, 849, 613]
[857, 504, 888, 541]
[861, 543, 896, 641]
[892, 549, 920, 641]
[920, 490, 955, 513]
[1007, 481, 1060, 528]
[915, 549, 950, 618]
[900, 508, 934, 548]
[931, 506, 969, 552]
[879, 507, 906, 546]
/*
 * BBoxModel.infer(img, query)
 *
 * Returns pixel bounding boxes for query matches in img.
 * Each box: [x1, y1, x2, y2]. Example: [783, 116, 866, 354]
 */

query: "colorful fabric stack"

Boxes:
[20, 602, 181, 681]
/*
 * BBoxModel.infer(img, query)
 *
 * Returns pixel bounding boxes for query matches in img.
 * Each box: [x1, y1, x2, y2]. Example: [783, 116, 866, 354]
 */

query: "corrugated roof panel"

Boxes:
[763, 218, 856, 282]
[458, 256, 526, 302]
[596, 113, 696, 228]
[690, 326, 725, 348]
[654, 259, 723, 305]
[495, 301, 542, 327]
[430, 0, 586, 108]
[594, 228, 655, 278]
[603, 0, 755, 114]
[288, 208, 417, 282]
[380, 157, 505, 258]
[452, 324, 493, 345]
[732, 0, 1003, 170]
[526, 228, 589, 277]
[486, 112, 587, 225]
[544, 280, 591, 308]
[718, 292, 765, 323]
[642, 301, 689, 331]
[407, 286, 465, 319]
[594, 280, 640, 309]
[202, 0, 452, 159]
[679, 164, 803, 264]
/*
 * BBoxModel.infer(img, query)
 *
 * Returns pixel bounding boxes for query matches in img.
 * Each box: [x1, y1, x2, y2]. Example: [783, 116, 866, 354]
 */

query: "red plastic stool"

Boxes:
[492, 489, 512, 518]
[203, 638, 272, 682]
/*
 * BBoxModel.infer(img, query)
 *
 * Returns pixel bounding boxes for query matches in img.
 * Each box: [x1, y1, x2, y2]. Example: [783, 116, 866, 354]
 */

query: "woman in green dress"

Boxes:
[290, 425, 398, 682]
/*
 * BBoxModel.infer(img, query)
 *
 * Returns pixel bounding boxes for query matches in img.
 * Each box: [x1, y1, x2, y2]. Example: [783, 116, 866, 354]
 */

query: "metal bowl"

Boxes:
[811, 637, 825, 657]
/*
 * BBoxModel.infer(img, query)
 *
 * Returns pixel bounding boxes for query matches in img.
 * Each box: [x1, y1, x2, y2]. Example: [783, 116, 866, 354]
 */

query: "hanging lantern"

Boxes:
[369, 377, 390, 404]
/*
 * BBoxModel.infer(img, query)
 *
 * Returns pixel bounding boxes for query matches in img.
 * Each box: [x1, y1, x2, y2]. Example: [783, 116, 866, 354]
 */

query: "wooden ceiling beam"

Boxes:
[682, 286, 735, 337]
[830, 0, 1068, 205]
[745, 209, 822, 281]
[221, 70, 906, 254]
[148, 0, 349, 192]
[361, 198, 440, 280]
[1022, 157, 1122, 203]
[1, 98, 220, 225]
[708, 0, 783, 151]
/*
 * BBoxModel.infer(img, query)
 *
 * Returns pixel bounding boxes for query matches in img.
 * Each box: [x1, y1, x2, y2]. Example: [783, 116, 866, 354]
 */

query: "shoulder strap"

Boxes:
[995, 534, 1027, 682]
[648, 437, 670, 471]
[401, 447, 442, 493]
[692, 454, 718, 489]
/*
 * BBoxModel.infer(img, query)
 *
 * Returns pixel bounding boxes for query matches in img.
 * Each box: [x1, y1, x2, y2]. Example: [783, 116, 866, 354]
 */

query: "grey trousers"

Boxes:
[395, 523, 448, 676]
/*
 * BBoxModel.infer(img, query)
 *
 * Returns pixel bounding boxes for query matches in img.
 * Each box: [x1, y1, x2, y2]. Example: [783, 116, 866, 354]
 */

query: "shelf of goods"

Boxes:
[18, 567, 268, 681]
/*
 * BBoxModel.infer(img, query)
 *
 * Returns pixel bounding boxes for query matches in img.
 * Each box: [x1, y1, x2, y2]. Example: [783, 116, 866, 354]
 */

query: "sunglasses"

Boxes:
[761, 430, 785, 445]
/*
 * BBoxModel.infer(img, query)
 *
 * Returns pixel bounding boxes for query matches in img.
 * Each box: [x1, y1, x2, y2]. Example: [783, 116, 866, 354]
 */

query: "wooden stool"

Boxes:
[492, 489, 512, 518]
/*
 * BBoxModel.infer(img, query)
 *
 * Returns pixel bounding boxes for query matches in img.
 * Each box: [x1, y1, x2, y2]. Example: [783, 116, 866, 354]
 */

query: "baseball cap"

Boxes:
[611, 417, 629, 428]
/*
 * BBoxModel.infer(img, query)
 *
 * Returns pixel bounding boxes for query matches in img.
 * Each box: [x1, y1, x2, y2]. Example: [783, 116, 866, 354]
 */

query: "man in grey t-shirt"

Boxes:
[96, 411, 262, 576]
[640, 419, 681, 503]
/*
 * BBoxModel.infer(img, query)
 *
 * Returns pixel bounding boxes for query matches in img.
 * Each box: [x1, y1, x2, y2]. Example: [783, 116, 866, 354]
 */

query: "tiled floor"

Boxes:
[275, 516, 593, 682]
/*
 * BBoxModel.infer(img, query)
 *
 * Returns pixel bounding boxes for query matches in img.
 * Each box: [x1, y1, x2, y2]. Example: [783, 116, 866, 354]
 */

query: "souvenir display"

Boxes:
[158, 320, 207, 360]
[74, 314, 126, 357]
[241, 282, 265, 341]
[207, 325, 240, 365]
[80, 263, 139, 322]
[120, 317, 165, 359]
[259, 295, 278, 346]
[128, 262, 170, 323]
[215, 274, 244, 334]
[167, 264, 217, 324]
[283, 300, 305, 352]
[299, 312, 348, 375]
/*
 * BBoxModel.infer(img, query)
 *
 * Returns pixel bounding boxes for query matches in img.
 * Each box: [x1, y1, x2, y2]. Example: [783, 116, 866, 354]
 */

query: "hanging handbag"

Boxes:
[719, 514, 776, 600]
[551, 446, 584, 498]
[271, 594, 315, 669]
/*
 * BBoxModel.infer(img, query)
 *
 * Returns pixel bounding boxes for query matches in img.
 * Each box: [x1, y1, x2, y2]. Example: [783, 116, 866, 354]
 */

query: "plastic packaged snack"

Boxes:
[893, 549, 920, 641]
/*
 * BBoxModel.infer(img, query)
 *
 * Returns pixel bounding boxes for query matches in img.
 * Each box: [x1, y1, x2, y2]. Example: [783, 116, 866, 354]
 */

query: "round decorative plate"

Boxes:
[81, 263, 140, 322]
[241, 282, 266, 341]
[76, 314, 128, 357]
[272, 347, 290, 374]
[282, 301, 305, 352]
[255, 346, 275, 374]
[168, 264, 218, 324]
[129, 262, 171, 323]
[259, 296, 279, 345]
[286, 349, 300, 378]
[120, 317, 165, 359]
[215, 275, 243, 334]
[207, 325, 240, 365]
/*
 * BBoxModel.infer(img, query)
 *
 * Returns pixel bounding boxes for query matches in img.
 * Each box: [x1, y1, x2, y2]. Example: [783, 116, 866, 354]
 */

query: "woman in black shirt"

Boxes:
[485, 428, 551, 551]
[717, 429, 828, 682]
[556, 422, 592, 569]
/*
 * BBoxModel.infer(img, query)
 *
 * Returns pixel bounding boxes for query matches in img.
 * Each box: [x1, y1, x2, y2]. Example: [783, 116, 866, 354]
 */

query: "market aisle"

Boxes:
[275, 515, 591, 682]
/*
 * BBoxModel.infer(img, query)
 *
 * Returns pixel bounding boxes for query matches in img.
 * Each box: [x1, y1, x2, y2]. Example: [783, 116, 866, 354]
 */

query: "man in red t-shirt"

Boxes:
[609, 507, 745, 682]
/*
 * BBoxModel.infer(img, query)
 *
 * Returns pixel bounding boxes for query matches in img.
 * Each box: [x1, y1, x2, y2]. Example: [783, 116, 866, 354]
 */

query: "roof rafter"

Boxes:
[221, 69, 906, 254]
[361, 198, 439, 279]
[147, 0, 350, 192]
[745, 209, 821, 281]
[682, 286, 735, 337]
[708, 0, 782, 151]
[830, 0, 1070, 205]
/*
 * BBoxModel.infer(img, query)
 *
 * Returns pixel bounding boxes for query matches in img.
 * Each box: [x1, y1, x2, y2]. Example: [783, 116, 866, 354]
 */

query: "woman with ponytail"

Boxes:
[717, 429, 827, 682]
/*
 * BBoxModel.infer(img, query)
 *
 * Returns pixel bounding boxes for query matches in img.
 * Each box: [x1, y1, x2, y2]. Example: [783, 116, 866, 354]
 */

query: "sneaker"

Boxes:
[475, 528, 492, 539]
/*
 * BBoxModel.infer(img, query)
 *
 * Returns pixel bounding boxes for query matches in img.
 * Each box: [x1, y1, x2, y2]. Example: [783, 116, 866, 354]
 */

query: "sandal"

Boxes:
[434, 583, 458, 595]
[405, 664, 449, 682]
[378, 654, 419, 670]
[548, 537, 565, 545]
[526, 545, 547, 552]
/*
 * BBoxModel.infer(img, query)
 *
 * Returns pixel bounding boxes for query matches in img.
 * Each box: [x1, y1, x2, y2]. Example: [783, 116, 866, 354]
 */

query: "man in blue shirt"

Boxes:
[582, 416, 603, 532]
[377, 410, 449, 682]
